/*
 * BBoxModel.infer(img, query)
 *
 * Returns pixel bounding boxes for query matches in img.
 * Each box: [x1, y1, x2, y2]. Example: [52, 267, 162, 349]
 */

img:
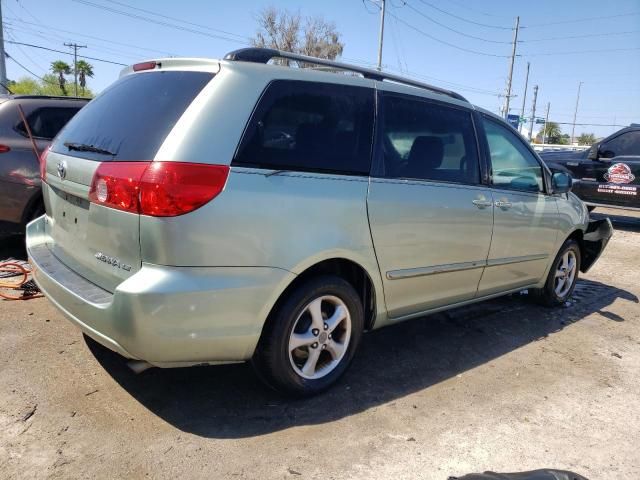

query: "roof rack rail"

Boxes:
[223, 48, 468, 102]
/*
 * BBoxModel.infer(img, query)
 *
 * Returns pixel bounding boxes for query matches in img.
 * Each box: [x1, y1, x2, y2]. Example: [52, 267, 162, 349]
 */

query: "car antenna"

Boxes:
[16, 104, 41, 162]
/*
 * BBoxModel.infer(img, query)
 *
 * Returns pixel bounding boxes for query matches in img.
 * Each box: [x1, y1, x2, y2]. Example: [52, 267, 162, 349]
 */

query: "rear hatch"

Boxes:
[43, 68, 215, 292]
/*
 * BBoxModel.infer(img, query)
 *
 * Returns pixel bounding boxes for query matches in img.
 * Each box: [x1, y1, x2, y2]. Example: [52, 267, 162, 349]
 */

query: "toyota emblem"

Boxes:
[57, 161, 67, 180]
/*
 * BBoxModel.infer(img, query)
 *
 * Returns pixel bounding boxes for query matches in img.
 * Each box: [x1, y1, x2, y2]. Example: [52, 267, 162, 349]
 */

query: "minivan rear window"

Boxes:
[51, 71, 214, 161]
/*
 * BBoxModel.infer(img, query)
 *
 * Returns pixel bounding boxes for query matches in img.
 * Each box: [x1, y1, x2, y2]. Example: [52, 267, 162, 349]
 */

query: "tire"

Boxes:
[531, 239, 581, 307]
[252, 275, 364, 397]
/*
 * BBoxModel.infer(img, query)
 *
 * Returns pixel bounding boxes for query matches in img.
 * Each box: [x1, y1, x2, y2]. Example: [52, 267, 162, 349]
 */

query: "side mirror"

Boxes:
[552, 172, 572, 194]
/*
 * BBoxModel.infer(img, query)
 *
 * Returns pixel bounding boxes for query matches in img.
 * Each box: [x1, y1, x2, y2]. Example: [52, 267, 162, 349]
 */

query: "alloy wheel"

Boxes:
[288, 295, 352, 380]
[554, 250, 577, 298]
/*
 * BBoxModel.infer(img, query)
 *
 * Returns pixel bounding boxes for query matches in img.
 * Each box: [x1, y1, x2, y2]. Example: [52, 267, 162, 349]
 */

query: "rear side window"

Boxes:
[16, 107, 82, 140]
[234, 80, 375, 175]
[51, 71, 213, 161]
[380, 93, 480, 184]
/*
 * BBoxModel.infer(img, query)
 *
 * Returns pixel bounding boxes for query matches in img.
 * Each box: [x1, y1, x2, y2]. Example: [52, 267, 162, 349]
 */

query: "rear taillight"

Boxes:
[40, 147, 50, 181]
[88, 162, 229, 217]
[0, 144, 11, 153]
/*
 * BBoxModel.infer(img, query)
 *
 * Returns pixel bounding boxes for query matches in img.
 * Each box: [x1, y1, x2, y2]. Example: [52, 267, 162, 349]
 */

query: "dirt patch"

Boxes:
[1, 210, 639, 479]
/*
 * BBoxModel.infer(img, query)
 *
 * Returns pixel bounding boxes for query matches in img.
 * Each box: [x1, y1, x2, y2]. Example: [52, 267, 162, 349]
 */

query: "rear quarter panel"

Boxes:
[139, 169, 388, 324]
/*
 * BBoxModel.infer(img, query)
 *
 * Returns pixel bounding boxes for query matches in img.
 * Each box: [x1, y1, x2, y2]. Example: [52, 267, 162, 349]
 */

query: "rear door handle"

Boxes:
[472, 199, 493, 209]
[494, 200, 512, 209]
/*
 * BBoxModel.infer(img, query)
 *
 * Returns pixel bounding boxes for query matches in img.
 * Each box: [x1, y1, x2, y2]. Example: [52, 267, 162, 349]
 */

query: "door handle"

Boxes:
[494, 200, 512, 209]
[472, 199, 493, 209]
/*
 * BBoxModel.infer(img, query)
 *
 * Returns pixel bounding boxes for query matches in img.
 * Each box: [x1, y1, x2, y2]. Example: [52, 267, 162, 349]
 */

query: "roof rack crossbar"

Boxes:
[223, 48, 468, 102]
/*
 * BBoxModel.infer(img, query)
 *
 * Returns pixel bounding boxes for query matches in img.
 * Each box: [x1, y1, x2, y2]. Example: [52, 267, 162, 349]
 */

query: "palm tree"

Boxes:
[50, 60, 71, 96]
[75, 60, 94, 96]
[540, 121, 563, 144]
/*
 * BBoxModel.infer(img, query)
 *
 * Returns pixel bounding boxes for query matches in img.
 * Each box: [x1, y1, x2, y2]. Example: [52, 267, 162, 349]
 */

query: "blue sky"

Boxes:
[3, 0, 639, 138]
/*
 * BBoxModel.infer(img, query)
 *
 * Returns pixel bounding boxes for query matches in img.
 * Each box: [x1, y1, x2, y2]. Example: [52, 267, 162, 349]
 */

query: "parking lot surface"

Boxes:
[1, 208, 639, 480]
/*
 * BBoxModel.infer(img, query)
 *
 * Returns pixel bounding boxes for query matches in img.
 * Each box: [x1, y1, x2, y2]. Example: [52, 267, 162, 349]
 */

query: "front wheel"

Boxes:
[531, 239, 581, 307]
[252, 275, 364, 396]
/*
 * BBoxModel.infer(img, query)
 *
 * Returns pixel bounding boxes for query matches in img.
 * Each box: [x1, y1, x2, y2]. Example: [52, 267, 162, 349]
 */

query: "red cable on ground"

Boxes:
[0, 261, 43, 300]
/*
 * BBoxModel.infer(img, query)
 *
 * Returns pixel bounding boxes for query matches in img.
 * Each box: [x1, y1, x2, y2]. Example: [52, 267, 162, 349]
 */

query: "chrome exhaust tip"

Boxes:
[127, 360, 154, 374]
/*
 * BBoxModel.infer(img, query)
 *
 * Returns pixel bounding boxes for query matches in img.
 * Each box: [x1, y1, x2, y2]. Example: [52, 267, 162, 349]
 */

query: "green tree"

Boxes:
[50, 60, 71, 95]
[75, 60, 94, 95]
[577, 133, 596, 146]
[539, 121, 564, 144]
[250, 7, 344, 65]
[8, 75, 94, 98]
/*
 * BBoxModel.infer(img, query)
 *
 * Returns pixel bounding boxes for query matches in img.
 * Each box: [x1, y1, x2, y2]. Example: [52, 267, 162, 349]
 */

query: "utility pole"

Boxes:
[376, 0, 386, 71]
[519, 62, 530, 134]
[570, 81, 583, 145]
[64, 42, 87, 97]
[503, 16, 520, 119]
[0, 1, 8, 94]
[528, 85, 538, 142]
[542, 102, 550, 145]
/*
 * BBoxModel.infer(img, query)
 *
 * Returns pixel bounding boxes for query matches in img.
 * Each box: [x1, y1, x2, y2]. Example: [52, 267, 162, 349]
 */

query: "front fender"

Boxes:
[581, 217, 613, 273]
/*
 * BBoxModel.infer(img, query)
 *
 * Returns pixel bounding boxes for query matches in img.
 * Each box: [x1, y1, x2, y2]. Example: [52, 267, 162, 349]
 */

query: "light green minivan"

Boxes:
[27, 48, 612, 396]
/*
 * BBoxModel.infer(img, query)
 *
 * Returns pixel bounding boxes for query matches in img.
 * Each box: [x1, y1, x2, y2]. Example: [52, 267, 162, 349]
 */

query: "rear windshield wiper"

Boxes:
[64, 142, 116, 156]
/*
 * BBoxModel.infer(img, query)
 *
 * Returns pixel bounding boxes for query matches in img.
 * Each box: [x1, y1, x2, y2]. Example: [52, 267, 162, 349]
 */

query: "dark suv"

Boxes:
[540, 125, 640, 211]
[0, 95, 88, 235]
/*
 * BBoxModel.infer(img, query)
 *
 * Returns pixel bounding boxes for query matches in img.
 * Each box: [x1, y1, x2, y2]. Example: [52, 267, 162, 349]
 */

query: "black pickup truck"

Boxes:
[539, 125, 640, 211]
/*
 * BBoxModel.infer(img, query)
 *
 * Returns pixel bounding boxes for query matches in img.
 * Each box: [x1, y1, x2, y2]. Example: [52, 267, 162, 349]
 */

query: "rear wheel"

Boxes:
[252, 275, 363, 396]
[531, 239, 581, 307]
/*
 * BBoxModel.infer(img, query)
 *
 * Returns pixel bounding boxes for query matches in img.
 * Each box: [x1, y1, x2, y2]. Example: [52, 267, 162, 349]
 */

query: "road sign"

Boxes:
[507, 114, 520, 129]
[535, 118, 546, 124]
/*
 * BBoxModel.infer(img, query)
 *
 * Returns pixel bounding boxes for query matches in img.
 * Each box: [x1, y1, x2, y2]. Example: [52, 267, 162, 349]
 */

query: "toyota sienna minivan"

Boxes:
[27, 48, 612, 396]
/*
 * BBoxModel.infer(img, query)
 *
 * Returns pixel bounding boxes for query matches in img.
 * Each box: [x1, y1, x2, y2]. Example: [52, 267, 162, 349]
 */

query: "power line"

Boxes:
[5, 31, 47, 74]
[4, 18, 178, 56]
[4, 21, 157, 60]
[9, 0, 67, 42]
[382, 64, 501, 96]
[391, 14, 409, 73]
[5, 40, 127, 66]
[524, 12, 640, 28]
[554, 122, 629, 127]
[403, 1, 511, 44]
[72, 0, 249, 45]
[362, 0, 381, 14]
[104, 0, 247, 42]
[444, 0, 512, 19]
[523, 46, 640, 57]
[5, 51, 59, 85]
[415, 0, 512, 30]
[387, 10, 510, 57]
[520, 30, 640, 43]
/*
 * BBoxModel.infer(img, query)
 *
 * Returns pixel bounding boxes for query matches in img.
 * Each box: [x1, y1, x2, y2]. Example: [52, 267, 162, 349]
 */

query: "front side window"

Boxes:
[600, 131, 640, 158]
[234, 80, 375, 175]
[379, 94, 480, 184]
[484, 117, 544, 193]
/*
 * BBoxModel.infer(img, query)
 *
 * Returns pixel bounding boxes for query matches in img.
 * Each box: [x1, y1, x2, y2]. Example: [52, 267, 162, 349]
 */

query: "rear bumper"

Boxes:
[26, 216, 295, 366]
[581, 217, 614, 273]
